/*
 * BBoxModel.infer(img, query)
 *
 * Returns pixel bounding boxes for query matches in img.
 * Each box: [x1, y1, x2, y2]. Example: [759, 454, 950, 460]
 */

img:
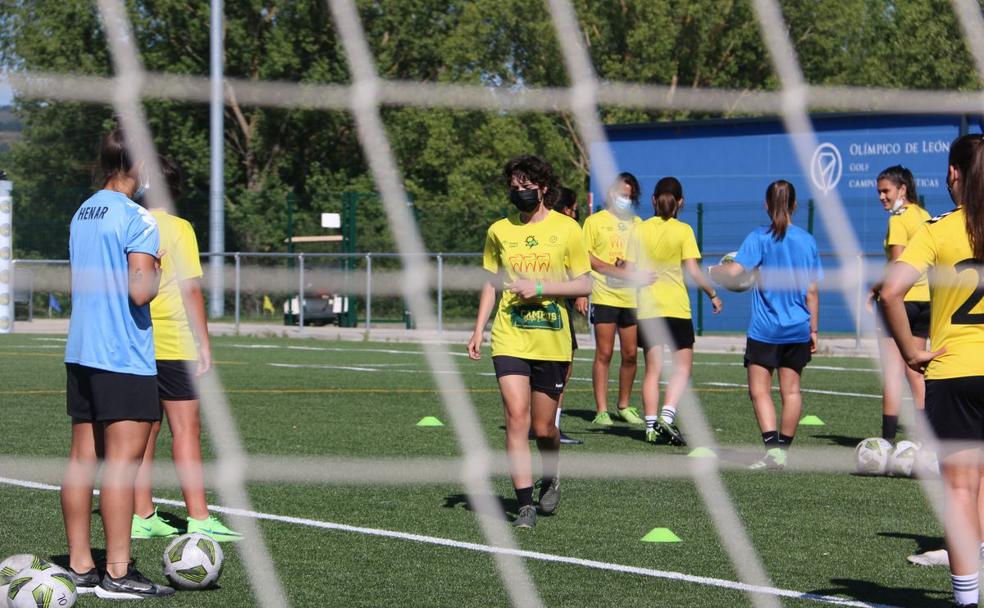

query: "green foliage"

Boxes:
[0, 0, 979, 258]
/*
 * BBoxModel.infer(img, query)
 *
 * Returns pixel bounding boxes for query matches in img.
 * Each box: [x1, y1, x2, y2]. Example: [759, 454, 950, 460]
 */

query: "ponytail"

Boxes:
[765, 180, 795, 241]
[652, 176, 683, 220]
[950, 134, 984, 261]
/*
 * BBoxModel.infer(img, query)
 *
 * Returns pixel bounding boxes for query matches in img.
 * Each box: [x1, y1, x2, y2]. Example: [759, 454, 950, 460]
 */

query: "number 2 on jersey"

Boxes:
[951, 259, 984, 325]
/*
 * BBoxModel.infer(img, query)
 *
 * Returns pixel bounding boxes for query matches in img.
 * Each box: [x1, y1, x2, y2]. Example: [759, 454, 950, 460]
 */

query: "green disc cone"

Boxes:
[641, 528, 682, 543]
[416, 416, 445, 427]
[799, 415, 825, 426]
[687, 447, 716, 458]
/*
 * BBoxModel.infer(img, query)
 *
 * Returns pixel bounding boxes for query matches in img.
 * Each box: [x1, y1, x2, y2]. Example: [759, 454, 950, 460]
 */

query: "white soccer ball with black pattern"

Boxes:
[855, 437, 893, 475]
[162, 533, 224, 590]
[888, 440, 920, 477]
[6, 559, 76, 608]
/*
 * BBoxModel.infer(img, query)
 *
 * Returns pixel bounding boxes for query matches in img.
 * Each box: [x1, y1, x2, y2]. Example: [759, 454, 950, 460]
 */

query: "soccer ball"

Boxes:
[6, 560, 76, 608]
[855, 437, 893, 475]
[0, 555, 46, 585]
[717, 251, 756, 292]
[162, 533, 224, 590]
[888, 440, 920, 477]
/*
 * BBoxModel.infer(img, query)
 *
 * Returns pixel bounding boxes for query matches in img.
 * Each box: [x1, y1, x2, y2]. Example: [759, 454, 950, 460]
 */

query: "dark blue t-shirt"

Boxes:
[734, 224, 823, 344]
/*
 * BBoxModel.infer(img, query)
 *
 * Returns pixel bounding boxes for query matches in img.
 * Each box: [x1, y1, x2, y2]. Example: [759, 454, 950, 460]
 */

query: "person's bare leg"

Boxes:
[941, 450, 982, 587]
[530, 390, 560, 481]
[777, 367, 803, 439]
[663, 348, 694, 411]
[615, 324, 638, 409]
[879, 335, 905, 440]
[100, 420, 152, 579]
[62, 422, 102, 574]
[132, 420, 161, 519]
[499, 376, 533, 490]
[163, 400, 209, 520]
[747, 364, 776, 433]
[641, 347, 662, 419]
[592, 323, 616, 414]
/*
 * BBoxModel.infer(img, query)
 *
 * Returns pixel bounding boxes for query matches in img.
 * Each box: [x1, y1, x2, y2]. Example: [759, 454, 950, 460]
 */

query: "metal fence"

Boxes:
[11, 250, 890, 339]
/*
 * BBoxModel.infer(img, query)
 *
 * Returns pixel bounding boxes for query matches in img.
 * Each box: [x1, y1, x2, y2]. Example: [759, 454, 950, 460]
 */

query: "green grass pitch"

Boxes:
[0, 334, 955, 607]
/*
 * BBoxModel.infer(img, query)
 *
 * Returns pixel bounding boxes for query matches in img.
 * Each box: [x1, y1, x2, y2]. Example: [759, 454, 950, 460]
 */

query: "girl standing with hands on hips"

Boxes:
[468, 156, 592, 528]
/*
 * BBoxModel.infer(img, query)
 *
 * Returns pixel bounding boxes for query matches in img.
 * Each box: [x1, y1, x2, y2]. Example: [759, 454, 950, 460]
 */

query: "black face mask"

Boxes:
[510, 189, 540, 213]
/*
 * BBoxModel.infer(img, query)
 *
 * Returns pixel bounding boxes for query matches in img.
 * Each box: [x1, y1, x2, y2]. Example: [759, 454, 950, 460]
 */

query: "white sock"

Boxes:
[645, 415, 658, 431]
[659, 405, 677, 425]
[555, 408, 562, 430]
[952, 572, 979, 606]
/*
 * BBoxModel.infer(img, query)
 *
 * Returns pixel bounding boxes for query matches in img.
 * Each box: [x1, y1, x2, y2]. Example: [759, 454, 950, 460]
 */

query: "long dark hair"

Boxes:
[652, 176, 683, 220]
[877, 165, 920, 207]
[766, 180, 796, 241]
[949, 134, 984, 261]
[98, 127, 134, 186]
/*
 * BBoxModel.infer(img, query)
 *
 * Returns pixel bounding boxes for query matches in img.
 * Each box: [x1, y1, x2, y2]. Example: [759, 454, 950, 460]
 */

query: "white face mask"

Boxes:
[613, 195, 633, 211]
[890, 196, 905, 214]
[133, 169, 150, 202]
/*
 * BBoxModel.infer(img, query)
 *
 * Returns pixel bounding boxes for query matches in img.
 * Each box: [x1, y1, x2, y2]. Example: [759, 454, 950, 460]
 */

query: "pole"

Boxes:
[286, 192, 295, 254]
[208, 0, 225, 318]
[807, 199, 815, 235]
[298, 253, 305, 331]
[437, 253, 443, 333]
[696, 202, 704, 336]
[234, 252, 240, 334]
[365, 253, 372, 335]
[0, 180, 12, 334]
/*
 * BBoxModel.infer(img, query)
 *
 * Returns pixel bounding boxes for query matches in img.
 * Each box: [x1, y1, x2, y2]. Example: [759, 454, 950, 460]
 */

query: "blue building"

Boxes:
[591, 114, 983, 333]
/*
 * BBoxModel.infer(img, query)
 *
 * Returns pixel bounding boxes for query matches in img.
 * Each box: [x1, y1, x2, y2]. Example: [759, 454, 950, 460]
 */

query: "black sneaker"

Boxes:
[559, 432, 583, 445]
[513, 505, 537, 528]
[656, 420, 687, 446]
[66, 567, 100, 595]
[96, 565, 175, 599]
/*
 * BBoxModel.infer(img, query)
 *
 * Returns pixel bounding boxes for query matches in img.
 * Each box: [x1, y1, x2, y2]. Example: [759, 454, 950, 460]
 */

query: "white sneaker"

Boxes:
[906, 548, 949, 567]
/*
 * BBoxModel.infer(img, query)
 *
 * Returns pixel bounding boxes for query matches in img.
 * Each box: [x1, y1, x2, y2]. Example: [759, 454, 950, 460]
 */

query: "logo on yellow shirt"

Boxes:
[509, 253, 551, 273]
[525, 235, 538, 248]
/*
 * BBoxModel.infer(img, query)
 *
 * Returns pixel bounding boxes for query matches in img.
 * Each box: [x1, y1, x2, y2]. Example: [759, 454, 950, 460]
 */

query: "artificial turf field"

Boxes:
[0, 333, 955, 607]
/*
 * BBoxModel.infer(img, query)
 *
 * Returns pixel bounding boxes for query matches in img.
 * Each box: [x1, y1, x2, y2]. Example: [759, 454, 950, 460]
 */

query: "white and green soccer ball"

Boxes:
[0, 555, 46, 586]
[718, 251, 756, 292]
[6, 559, 76, 608]
[162, 533, 224, 590]
[855, 437, 893, 475]
[888, 440, 920, 477]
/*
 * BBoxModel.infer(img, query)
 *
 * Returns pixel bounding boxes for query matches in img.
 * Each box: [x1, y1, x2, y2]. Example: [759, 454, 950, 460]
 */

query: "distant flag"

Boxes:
[48, 293, 62, 314]
[262, 295, 275, 314]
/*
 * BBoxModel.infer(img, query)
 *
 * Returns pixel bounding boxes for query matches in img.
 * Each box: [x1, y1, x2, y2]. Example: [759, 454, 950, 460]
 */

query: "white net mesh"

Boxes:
[4, 0, 984, 606]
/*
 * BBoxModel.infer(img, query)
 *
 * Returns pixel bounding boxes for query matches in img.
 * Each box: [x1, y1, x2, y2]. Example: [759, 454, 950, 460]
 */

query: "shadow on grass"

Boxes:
[807, 578, 951, 608]
[443, 493, 518, 519]
[813, 434, 866, 448]
[50, 548, 105, 571]
[878, 531, 945, 553]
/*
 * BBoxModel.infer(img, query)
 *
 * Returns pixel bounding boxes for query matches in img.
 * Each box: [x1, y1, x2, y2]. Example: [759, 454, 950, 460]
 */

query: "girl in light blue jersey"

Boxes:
[710, 180, 822, 470]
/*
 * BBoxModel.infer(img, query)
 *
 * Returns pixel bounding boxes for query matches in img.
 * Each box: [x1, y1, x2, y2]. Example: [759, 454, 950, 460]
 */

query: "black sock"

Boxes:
[762, 431, 779, 447]
[882, 415, 899, 442]
[516, 486, 534, 508]
[778, 434, 795, 450]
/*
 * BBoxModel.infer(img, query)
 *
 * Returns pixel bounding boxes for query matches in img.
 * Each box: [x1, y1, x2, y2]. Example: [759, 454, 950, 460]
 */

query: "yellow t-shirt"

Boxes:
[885, 204, 931, 302]
[582, 209, 641, 308]
[897, 208, 984, 380]
[625, 217, 701, 320]
[149, 210, 203, 361]
[483, 210, 591, 362]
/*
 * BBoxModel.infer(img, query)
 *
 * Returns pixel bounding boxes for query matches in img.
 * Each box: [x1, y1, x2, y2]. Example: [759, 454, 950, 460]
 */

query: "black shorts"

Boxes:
[743, 338, 812, 372]
[926, 377, 984, 445]
[877, 300, 930, 339]
[564, 299, 578, 352]
[590, 303, 637, 327]
[156, 360, 199, 401]
[492, 356, 571, 395]
[66, 363, 160, 422]
[638, 317, 695, 352]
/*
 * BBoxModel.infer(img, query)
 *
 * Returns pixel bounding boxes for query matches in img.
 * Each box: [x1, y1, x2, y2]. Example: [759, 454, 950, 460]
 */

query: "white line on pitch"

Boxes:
[703, 382, 880, 400]
[0, 476, 896, 608]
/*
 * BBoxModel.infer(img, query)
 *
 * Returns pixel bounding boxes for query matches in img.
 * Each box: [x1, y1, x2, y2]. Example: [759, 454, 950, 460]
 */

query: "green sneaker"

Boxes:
[187, 514, 243, 542]
[131, 508, 180, 539]
[592, 411, 614, 426]
[617, 406, 644, 425]
[749, 448, 787, 471]
[645, 429, 659, 444]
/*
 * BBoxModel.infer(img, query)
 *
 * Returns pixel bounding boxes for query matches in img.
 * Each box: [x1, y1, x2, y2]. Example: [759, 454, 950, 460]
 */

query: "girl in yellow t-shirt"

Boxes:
[581, 173, 644, 427]
[868, 165, 930, 444]
[468, 155, 592, 528]
[625, 177, 721, 447]
[131, 156, 241, 542]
